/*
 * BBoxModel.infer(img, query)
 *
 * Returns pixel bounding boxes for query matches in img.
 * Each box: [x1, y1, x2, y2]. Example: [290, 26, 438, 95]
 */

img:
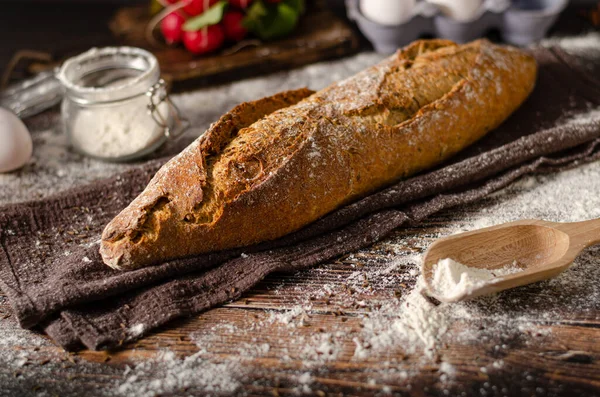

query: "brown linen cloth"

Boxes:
[1, 46, 599, 351]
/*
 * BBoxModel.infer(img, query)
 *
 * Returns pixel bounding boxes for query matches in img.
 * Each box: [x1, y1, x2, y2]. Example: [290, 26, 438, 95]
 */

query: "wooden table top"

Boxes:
[1, 2, 599, 396]
[3, 167, 600, 396]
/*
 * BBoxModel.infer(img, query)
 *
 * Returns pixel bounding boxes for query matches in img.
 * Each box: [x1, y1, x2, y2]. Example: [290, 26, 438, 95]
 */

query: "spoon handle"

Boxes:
[554, 218, 600, 249]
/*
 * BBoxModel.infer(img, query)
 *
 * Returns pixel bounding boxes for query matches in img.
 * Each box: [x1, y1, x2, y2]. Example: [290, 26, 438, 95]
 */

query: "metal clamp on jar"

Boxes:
[0, 46, 189, 162]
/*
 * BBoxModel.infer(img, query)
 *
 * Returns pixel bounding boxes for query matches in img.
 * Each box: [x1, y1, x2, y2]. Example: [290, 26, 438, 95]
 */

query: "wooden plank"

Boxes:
[3, 308, 600, 396]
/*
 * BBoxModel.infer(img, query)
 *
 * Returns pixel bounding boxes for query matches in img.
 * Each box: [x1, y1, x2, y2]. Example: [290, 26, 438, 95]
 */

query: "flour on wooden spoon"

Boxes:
[430, 258, 521, 301]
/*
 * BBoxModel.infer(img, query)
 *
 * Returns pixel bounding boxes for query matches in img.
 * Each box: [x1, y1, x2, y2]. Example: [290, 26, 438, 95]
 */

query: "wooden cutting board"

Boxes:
[109, 4, 360, 89]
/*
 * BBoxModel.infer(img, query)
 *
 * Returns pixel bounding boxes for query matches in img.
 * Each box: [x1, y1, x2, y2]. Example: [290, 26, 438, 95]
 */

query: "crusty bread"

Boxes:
[100, 39, 537, 270]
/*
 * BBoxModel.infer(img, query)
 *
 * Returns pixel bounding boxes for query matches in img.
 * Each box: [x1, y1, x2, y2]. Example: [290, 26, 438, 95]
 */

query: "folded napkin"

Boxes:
[1, 46, 599, 351]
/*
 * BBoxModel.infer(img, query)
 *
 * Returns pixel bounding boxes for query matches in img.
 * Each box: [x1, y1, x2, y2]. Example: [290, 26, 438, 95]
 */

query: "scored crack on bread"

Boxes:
[100, 39, 537, 270]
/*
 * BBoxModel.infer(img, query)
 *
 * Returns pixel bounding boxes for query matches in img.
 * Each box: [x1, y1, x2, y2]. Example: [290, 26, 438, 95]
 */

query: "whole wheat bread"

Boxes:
[100, 39, 537, 270]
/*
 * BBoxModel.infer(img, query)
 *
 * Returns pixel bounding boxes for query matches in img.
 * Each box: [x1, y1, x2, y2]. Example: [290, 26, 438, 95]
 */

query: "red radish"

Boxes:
[229, 0, 253, 8]
[183, 24, 225, 54]
[183, 0, 219, 16]
[222, 11, 247, 41]
[160, 12, 186, 44]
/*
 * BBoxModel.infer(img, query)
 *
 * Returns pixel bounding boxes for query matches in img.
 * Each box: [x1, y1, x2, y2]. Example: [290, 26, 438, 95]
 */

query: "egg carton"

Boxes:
[346, 0, 568, 53]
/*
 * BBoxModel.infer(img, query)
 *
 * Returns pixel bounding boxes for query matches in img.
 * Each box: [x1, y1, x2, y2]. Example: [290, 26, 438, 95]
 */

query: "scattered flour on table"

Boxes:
[0, 125, 129, 204]
[117, 351, 242, 397]
[127, 323, 145, 337]
[353, 276, 449, 360]
[0, 316, 52, 369]
[439, 361, 456, 381]
[541, 31, 600, 76]
[541, 32, 600, 54]
[0, 315, 123, 396]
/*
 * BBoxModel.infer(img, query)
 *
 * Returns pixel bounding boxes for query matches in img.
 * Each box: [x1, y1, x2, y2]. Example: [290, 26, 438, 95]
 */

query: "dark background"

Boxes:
[0, 0, 597, 88]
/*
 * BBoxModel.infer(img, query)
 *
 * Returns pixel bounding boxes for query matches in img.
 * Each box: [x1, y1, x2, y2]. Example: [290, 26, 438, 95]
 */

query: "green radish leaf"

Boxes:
[243, 0, 269, 27]
[261, 3, 298, 39]
[183, 1, 228, 32]
[243, 0, 303, 40]
[242, 1, 271, 37]
[284, 0, 305, 14]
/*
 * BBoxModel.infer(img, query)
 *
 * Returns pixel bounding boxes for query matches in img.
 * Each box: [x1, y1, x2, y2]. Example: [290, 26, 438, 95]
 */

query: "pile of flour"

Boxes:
[430, 258, 521, 301]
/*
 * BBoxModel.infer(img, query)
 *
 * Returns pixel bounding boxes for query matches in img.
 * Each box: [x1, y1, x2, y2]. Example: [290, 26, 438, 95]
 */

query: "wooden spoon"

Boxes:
[421, 219, 600, 302]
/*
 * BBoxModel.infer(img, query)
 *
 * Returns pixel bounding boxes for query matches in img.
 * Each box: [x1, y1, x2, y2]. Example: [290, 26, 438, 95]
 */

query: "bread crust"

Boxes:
[100, 39, 537, 270]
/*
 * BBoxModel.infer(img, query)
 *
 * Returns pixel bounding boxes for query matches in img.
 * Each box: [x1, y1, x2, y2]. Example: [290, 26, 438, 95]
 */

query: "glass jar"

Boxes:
[56, 47, 188, 161]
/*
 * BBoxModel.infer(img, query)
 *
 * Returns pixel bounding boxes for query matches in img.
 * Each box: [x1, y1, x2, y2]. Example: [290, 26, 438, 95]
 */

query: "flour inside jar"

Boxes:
[57, 47, 173, 161]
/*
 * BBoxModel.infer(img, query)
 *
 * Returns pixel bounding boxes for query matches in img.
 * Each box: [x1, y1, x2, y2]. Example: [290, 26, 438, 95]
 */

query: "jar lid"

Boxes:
[57, 46, 160, 104]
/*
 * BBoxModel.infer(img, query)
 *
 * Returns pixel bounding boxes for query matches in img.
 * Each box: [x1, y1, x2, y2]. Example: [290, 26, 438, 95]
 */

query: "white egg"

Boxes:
[360, 0, 416, 26]
[428, 0, 484, 22]
[0, 107, 32, 173]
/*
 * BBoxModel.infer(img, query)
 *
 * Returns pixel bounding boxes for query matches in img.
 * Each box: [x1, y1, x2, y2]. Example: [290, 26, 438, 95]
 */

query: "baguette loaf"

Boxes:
[101, 39, 537, 270]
